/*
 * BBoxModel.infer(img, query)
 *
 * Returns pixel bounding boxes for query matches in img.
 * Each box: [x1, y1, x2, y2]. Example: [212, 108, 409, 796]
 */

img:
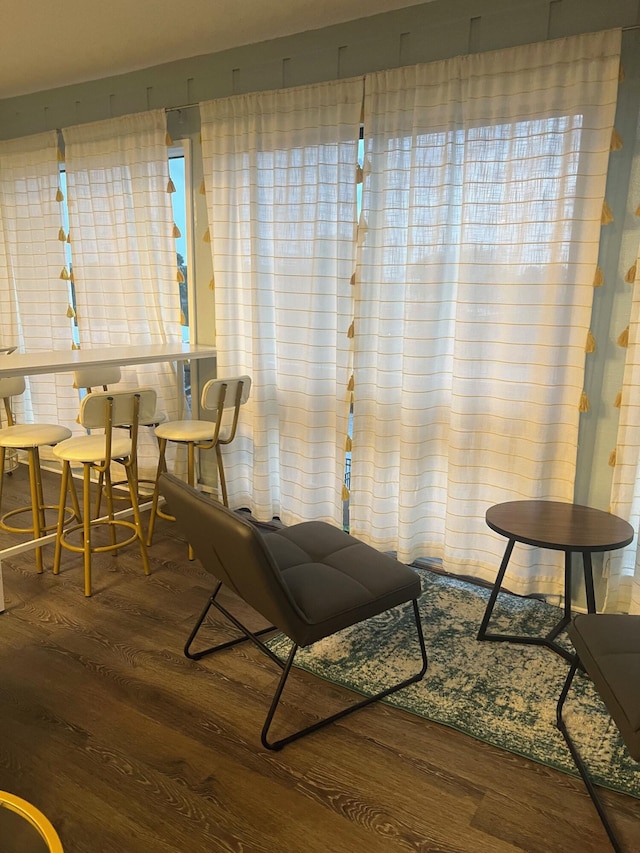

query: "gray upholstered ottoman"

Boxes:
[557, 613, 640, 851]
[159, 472, 429, 750]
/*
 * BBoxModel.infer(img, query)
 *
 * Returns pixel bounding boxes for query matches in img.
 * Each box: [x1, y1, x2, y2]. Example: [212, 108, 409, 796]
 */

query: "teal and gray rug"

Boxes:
[267, 568, 640, 798]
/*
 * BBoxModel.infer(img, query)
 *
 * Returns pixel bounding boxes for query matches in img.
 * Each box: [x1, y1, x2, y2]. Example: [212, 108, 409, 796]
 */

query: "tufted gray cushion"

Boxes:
[159, 473, 421, 648]
[264, 522, 421, 645]
[568, 613, 640, 761]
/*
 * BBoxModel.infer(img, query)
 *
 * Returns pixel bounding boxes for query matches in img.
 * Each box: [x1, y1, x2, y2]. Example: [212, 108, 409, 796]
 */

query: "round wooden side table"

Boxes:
[476, 500, 634, 662]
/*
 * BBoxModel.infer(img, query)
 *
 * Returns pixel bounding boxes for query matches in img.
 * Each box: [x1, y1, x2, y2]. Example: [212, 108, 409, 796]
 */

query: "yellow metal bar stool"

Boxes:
[52, 388, 156, 596]
[0, 791, 63, 852]
[0, 376, 80, 573]
[72, 365, 166, 515]
[146, 375, 251, 559]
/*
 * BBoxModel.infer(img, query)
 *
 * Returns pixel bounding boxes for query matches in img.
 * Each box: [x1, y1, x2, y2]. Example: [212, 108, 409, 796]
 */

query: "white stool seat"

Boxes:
[0, 423, 71, 448]
[53, 434, 132, 465]
[0, 374, 79, 574]
[155, 420, 217, 443]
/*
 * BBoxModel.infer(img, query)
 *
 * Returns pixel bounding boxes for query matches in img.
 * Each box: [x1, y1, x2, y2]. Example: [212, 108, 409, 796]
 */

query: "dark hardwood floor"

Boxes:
[0, 465, 638, 852]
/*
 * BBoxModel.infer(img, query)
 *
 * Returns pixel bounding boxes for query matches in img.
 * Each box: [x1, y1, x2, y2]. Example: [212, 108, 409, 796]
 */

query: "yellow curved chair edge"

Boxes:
[0, 792, 63, 852]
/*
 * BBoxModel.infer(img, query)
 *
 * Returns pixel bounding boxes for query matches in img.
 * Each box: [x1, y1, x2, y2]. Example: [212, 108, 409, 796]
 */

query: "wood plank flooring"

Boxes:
[0, 465, 638, 852]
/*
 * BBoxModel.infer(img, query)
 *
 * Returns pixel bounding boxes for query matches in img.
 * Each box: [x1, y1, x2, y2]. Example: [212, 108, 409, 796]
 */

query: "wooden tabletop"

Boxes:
[485, 500, 634, 553]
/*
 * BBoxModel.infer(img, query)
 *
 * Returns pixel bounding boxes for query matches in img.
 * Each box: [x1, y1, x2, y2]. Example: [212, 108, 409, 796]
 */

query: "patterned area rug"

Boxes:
[267, 568, 640, 798]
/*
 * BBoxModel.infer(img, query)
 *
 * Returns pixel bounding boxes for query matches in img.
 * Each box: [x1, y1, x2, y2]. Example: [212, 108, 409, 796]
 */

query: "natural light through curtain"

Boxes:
[351, 30, 621, 596]
[608, 271, 640, 613]
[607, 109, 640, 614]
[200, 80, 362, 524]
[0, 131, 79, 432]
[62, 111, 183, 476]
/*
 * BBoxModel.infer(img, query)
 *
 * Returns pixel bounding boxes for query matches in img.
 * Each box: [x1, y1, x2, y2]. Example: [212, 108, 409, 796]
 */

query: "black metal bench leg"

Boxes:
[261, 598, 429, 751]
[556, 659, 622, 853]
[184, 581, 277, 661]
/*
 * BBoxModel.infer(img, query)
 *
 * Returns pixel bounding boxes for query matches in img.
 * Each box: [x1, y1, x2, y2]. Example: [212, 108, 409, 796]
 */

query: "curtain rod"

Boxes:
[164, 23, 640, 115]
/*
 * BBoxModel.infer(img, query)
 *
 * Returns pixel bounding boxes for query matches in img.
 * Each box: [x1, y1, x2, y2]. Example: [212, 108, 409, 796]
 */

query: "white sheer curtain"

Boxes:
[608, 274, 640, 613]
[63, 111, 183, 475]
[352, 29, 621, 596]
[200, 80, 363, 524]
[607, 108, 640, 613]
[0, 131, 79, 431]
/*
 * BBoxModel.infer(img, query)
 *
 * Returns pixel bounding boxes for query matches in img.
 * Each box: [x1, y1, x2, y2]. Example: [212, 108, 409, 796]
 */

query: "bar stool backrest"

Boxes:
[201, 375, 251, 410]
[79, 388, 158, 432]
[73, 365, 122, 392]
[0, 376, 27, 427]
[201, 375, 251, 445]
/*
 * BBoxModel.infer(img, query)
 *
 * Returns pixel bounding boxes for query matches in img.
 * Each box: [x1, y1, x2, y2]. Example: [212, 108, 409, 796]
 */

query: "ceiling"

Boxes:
[1, 0, 428, 100]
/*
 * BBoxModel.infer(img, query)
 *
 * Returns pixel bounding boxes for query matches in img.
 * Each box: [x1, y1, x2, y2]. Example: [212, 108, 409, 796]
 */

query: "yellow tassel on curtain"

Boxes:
[585, 331, 596, 353]
[180, 310, 187, 326]
[177, 269, 185, 283]
[347, 374, 355, 392]
[345, 436, 352, 452]
[67, 231, 71, 244]
[356, 164, 363, 183]
[347, 321, 355, 339]
[625, 262, 637, 283]
[609, 449, 617, 467]
[172, 224, 181, 239]
[166, 132, 173, 146]
[66, 305, 75, 319]
[167, 178, 176, 193]
[601, 200, 614, 224]
[55, 187, 64, 202]
[610, 128, 623, 151]
[614, 390, 622, 408]
[593, 266, 604, 287]
[56, 148, 64, 163]
[579, 391, 590, 412]
[341, 484, 350, 501]
[71, 342, 80, 351]
[203, 228, 211, 243]
[60, 266, 70, 280]
[209, 276, 215, 290]
[69, 270, 74, 283]
[199, 179, 206, 195]
[617, 326, 629, 348]
[58, 227, 66, 242]
[350, 272, 356, 285]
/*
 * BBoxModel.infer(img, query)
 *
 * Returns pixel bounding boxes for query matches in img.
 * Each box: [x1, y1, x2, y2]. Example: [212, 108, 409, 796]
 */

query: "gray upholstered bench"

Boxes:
[159, 472, 429, 750]
[557, 613, 640, 852]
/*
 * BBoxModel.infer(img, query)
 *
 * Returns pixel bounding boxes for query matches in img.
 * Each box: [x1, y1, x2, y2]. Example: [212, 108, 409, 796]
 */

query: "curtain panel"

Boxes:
[351, 29, 621, 596]
[607, 105, 640, 614]
[0, 131, 79, 432]
[200, 79, 363, 525]
[62, 111, 183, 475]
[609, 268, 640, 613]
